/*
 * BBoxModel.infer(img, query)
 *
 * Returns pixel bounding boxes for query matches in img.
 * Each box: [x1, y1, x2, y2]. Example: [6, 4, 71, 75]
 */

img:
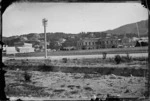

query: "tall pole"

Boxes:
[42, 18, 48, 59]
[148, 8, 150, 99]
[136, 22, 140, 38]
[44, 20, 47, 59]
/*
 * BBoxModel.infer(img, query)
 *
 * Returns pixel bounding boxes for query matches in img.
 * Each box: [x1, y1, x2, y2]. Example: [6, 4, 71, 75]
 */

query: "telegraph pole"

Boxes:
[42, 18, 48, 59]
[136, 22, 140, 38]
[147, 9, 150, 99]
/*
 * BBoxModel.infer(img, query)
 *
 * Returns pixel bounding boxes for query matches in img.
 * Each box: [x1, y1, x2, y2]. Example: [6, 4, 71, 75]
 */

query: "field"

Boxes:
[3, 47, 148, 57]
[4, 54, 149, 100]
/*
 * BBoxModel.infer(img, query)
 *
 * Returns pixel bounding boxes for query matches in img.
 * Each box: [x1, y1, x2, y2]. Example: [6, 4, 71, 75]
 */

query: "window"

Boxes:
[93, 42, 94, 45]
[99, 41, 101, 44]
[106, 41, 108, 44]
[85, 42, 87, 45]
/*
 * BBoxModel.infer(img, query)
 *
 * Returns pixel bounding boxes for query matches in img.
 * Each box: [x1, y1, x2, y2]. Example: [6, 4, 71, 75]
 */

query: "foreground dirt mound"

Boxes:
[5, 70, 146, 99]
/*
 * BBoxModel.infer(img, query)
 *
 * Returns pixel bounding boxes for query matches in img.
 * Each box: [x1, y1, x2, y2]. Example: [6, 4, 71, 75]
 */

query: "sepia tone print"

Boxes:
[0, 0, 150, 101]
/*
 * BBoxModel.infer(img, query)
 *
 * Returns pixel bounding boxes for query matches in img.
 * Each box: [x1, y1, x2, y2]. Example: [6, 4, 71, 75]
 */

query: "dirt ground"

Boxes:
[5, 70, 146, 99]
[4, 56, 148, 100]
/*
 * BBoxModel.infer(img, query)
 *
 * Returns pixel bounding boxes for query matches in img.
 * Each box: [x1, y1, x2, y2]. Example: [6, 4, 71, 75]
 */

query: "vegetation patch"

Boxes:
[24, 71, 32, 82]
[53, 89, 66, 93]
[38, 64, 55, 72]
[67, 85, 75, 89]
[6, 83, 49, 97]
[83, 74, 93, 79]
[70, 90, 79, 94]
[62, 58, 68, 63]
[114, 55, 121, 64]
[84, 86, 93, 91]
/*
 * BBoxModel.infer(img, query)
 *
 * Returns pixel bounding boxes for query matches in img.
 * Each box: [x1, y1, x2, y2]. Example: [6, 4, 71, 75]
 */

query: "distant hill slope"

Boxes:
[2, 20, 148, 47]
[104, 20, 148, 36]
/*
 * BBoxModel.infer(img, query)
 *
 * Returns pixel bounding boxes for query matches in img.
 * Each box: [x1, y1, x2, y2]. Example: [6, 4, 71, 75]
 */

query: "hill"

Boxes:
[2, 20, 148, 49]
[104, 20, 148, 37]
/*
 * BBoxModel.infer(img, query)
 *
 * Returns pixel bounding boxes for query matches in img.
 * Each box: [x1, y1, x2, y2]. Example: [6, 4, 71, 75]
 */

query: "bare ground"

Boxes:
[5, 70, 146, 99]
[4, 56, 148, 100]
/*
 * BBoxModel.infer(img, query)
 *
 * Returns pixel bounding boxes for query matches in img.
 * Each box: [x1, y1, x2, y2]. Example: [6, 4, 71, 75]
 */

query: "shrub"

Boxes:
[44, 59, 51, 65]
[114, 55, 121, 64]
[121, 53, 132, 62]
[83, 74, 92, 79]
[62, 58, 68, 63]
[107, 58, 114, 63]
[126, 53, 132, 60]
[24, 71, 31, 82]
[70, 90, 78, 94]
[84, 86, 93, 91]
[38, 64, 54, 72]
[102, 52, 107, 59]
[132, 57, 148, 61]
[53, 89, 65, 93]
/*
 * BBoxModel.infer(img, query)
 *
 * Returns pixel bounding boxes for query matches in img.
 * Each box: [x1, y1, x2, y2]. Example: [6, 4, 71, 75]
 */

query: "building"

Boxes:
[77, 38, 99, 50]
[77, 36, 134, 50]
[117, 35, 135, 47]
[97, 37, 118, 48]
[5, 46, 18, 55]
[61, 46, 76, 51]
[17, 47, 34, 53]
[135, 37, 148, 47]
[15, 42, 34, 53]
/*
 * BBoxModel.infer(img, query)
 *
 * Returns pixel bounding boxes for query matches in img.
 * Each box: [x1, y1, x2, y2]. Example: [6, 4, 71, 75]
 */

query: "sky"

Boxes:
[3, 2, 148, 37]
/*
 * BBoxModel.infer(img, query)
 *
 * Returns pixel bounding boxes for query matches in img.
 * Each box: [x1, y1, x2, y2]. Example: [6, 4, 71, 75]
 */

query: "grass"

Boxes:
[70, 90, 79, 94]
[53, 89, 66, 93]
[84, 86, 93, 91]
[3, 47, 148, 57]
[4, 56, 148, 69]
[3, 55, 148, 77]
[24, 71, 31, 82]
[38, 64, 54, 72]
[6, 83, 49, 97]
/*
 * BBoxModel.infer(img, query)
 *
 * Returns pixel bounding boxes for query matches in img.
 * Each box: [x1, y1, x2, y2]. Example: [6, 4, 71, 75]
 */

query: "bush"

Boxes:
[84, 86, 93, 91]
[53, 89, 65, 93]
[24, 71, 31, 82]
[62, 58, 68, 63]
[114, 55, 121, 64]
[83, 74, 92, 79]
[70, 90, 78, 94]
[102, 52, 107, 59]
[121, 53, 132, 62]
[44, 59, 51, 65]
[38, 64, 54, 72]
[132, 57, 148, 61]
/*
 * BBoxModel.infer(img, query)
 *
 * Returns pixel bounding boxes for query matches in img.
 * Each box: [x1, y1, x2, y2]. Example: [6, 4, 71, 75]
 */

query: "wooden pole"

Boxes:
[44, 21, 47, 59]
[148, 9, 150, 99]
[42, 18, 48, 59]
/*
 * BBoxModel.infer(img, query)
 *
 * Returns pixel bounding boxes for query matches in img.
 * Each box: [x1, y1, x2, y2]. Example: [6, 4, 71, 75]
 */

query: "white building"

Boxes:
[23, 43, 33, 47]
[5, 46, 18, 55]
[5, 43, 35, 54]
[17, 47, 34, 53]
[17, 43, 34, 53]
